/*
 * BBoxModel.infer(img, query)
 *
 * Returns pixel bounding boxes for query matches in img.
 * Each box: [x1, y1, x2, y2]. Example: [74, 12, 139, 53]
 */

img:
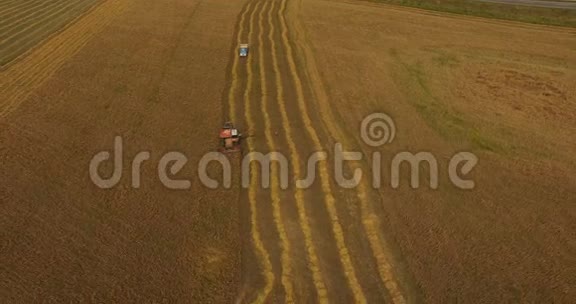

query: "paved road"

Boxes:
[477, 0, 576, 9]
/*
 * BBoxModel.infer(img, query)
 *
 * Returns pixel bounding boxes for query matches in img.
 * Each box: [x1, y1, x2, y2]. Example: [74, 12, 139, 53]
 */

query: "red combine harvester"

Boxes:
[219, 121, 242, 153]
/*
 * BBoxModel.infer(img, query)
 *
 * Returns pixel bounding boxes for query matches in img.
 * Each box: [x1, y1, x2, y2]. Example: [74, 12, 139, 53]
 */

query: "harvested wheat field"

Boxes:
[1, 0, 575, 302]
[0, 0, 104, 67]
[300, 0, 576, 302]
[1, 0, 243, 302]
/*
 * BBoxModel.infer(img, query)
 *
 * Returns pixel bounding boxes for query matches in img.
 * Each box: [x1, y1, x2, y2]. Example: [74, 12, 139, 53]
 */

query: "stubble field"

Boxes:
[1, 0, 575, 302]
[0, 0, 104, 67]
[1, 0, 244, 302]
[301, 0, 576, 301]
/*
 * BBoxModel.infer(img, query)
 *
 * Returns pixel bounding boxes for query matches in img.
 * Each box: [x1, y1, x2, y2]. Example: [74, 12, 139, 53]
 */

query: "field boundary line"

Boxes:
[278, 0, 367, 302]
[346, 0, 576, 32]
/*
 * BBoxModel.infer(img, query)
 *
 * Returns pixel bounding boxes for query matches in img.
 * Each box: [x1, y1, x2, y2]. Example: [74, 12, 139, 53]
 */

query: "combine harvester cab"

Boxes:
[239, 44, 249, 57]
[219, 122, 242, 153]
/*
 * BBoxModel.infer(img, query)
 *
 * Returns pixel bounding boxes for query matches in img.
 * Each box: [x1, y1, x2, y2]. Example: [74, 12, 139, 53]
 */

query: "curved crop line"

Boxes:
[268, 0, 331, 302]
[0, 0, 89, 45]
[0, 0, 65, 32]
[0, 0, 128, 117]
[0, 0, 98, 60]
[0, 0, 118, 78]
[0, 0, 82, 41]
[284, 0, 408, 302]
[0, 0, 25, 10]
[0, 0, 48, 21]
[277, 0, 367, 302]
[257, 1, 296, 302]
[238, 2, 275, 303]
[0, 0, 125, 106]
[226, 1, 250, 123]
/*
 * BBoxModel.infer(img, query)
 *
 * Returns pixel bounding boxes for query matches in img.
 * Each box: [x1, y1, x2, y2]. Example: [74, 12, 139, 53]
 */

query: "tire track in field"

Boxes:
[284, 0, 409, 302]
[266, 0, 329, 302]
[0, 0, 128, 118]
[277, 0, 367, 302]
[256, 1, 295, 302]
[236, 2, 275, 303]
